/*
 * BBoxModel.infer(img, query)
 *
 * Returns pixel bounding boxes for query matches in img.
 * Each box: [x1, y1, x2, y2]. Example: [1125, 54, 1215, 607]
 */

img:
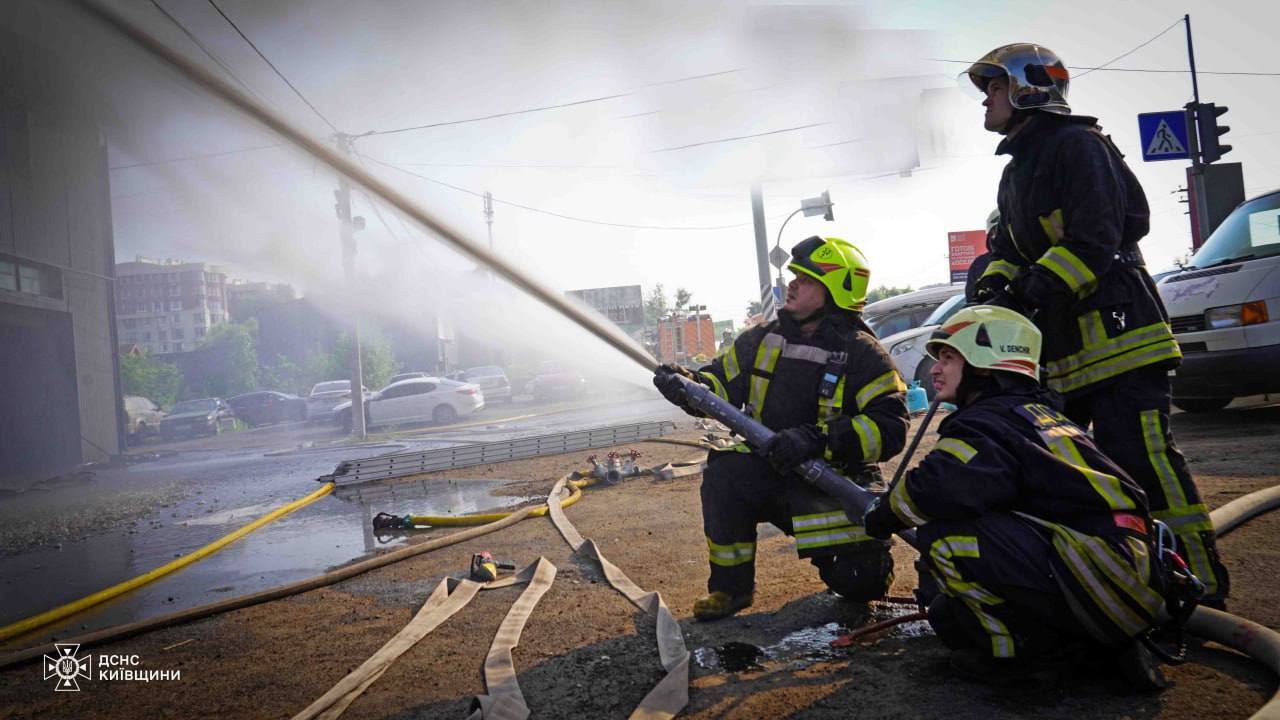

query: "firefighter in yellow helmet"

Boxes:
[963, 42, 1229, 606]
[654, 236, 908, 620]
[863, 306, 1176, 687]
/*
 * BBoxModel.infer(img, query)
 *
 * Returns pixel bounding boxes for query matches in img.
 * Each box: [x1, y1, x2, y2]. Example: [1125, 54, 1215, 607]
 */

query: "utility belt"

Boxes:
[1114, 245, 1145, 267]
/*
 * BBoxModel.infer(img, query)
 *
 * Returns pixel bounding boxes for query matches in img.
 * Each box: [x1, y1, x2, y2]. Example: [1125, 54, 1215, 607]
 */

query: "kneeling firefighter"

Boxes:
[863, 306, 1188, 685]
[654, 236, 909, 620]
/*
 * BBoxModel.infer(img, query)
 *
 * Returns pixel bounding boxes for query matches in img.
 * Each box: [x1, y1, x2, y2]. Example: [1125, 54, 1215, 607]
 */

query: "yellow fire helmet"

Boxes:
[926, 305, 1042, 381]
[787, 236, 871, 312]
[963, 43, 1070, 115]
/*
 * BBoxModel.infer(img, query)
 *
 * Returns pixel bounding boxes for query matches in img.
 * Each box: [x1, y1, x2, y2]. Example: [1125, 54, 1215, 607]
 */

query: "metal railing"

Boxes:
[318, 420, 677, 486]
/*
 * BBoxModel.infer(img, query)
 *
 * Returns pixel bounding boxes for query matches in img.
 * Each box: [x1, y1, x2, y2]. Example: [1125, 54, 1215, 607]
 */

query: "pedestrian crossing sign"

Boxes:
[1138, 110, 1190, 162]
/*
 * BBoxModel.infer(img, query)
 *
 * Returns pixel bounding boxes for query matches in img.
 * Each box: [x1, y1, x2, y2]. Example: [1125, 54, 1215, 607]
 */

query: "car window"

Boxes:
[1190, 192, 1280, 268]
[466, 366, 504, 377]
[312, 381, 349, 394]
[923, 294, 967, 326]
[171, 399, 215, 414]
[871, 312, 916, 338]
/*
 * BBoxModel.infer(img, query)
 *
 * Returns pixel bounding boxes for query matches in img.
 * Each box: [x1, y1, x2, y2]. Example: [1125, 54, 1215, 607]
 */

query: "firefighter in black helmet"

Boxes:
[963, 42, 1228, 606]
[654, 237, 908, 620]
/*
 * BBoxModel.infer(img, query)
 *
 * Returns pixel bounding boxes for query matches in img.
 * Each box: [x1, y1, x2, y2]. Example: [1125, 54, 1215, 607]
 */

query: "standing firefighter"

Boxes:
[654, 236, 908, 620]
[964, 43, 1228, 605]
[863, 306, 1171, 685]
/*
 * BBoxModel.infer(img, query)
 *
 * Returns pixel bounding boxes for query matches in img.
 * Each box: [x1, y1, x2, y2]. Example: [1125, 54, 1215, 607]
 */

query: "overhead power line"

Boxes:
[109, 143, 284, 170]
[206, 0, 342, 134]
[652, 123, 828, 153]
[1074, 17, 1185, 78]
[931, 58, 1280, 77]
[357, 152, 757, 232]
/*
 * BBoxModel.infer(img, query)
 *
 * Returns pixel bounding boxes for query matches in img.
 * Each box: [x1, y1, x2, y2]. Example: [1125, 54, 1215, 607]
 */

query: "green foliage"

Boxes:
[119, 352, 182, 408]
[674, 287, 693, 312]
[311, 331, 399, 391]
[190, 322, 259, 398]
[865, 285, 914, 304]
[745, 299, 763, 320]
[258, 354, 306, 395]
[644, 284, 669, 326]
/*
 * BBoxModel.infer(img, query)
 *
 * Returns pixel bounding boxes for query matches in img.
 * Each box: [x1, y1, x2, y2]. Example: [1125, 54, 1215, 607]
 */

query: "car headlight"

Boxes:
[1205, 301, 1269, 329]
[890, 341, 912, 356]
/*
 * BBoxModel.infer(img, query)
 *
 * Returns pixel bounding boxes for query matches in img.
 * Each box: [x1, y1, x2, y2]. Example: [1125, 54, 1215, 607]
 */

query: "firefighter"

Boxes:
[654, 236, 908, 620]
[863, 305, 1168, 685]
[963, 43, 1228, 605]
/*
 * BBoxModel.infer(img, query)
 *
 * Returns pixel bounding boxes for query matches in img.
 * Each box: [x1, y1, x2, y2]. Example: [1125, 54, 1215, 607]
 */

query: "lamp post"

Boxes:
[771, 190, 835, 296]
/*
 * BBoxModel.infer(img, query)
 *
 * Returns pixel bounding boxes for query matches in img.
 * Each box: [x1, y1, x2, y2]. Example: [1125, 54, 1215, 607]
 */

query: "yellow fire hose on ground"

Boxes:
[0, 482, 335, 645]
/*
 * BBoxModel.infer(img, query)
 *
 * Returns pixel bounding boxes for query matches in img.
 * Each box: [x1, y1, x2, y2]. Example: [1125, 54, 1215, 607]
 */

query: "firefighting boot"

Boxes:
[693, 591, 754, 621]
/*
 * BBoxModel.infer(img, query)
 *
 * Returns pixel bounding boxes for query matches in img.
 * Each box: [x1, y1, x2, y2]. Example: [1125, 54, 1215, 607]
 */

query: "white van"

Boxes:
[1156, 189, 1280, 412]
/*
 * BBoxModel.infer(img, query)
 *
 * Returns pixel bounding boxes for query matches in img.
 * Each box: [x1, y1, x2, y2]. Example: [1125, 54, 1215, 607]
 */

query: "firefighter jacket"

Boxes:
[884, 388, 1166, 642]
[698, 310, 909, 557]
[979, 112, 1180, 397]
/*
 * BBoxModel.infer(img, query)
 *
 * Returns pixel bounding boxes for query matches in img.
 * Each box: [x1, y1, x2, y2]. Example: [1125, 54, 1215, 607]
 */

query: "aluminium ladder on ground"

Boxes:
[318, 420, 677, 486]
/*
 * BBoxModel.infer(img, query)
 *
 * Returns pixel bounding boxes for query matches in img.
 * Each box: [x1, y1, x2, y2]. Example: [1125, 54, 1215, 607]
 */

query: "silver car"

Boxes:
[459, 365, 512, 403]
[306, 380, 368, 424]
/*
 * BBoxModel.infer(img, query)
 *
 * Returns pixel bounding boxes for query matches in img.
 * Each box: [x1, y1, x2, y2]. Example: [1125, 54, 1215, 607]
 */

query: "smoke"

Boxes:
[5, 0, 952, 390]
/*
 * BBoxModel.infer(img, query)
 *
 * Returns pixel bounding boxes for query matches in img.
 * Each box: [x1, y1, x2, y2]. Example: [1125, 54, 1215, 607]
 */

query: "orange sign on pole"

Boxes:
[947, 230, 987, 283]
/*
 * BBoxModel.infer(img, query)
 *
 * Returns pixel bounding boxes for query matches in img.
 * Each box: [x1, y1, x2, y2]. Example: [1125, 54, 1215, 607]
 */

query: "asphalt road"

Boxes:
[0, 389, 682, 650]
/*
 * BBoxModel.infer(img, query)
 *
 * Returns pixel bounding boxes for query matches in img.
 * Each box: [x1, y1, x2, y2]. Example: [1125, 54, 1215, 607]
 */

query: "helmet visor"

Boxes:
[786, 235, 831, 279]
[958, 63, 1004, 100]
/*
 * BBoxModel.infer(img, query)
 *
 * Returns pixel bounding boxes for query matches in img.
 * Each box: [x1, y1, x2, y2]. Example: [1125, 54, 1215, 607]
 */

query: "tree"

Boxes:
[644, 284, 669, 326]
[119, 352, 183, 408]
[674, 287, 693, 313]
[327, 331, 399, 391]
[192, 322, 259, 398]
[745, 299, 763, 321]
[865, 285, 914, 304]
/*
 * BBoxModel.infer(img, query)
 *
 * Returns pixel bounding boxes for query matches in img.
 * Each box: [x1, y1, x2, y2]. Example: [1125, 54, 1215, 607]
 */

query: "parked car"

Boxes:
[124, 395, 165, 443]
[388, 371, 430, 385]
[864, 284, 964, 338]
[227, 390, 307, 427]
[306, 380, 368, 424]
[159, 398, 236, 441]
[529, 361, 588, 401]
[458, 365, 512, 403]
[1157, 188, 1280, 412]
[332, 377, 484, 432]
[880, 293, 970, 399]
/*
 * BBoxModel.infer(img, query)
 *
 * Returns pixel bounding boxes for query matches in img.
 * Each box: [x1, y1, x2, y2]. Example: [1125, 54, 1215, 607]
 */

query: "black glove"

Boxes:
[1010, 266, 1072, 317]
[862, 495, 906, 540]
[972, 274, 1010, 304]
[761, 424, 826, 474]
[653, 364, 700, 413]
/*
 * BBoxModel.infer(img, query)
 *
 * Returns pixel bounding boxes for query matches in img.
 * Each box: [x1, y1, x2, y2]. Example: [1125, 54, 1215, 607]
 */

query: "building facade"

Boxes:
[114, 258, 229, 355]
[1, 18, 123, 483]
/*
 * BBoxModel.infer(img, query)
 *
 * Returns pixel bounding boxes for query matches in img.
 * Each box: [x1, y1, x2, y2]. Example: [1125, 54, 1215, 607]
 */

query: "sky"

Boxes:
[8, 0, 1280, 373]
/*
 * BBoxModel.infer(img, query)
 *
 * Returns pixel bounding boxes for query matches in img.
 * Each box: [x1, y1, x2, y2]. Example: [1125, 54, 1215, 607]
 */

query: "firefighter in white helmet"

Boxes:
[863, 305, 1174, 687]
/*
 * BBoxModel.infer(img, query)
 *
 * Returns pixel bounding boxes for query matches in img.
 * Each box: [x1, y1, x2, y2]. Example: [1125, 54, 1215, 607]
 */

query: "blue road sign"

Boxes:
[1138, 111, 1190, 162]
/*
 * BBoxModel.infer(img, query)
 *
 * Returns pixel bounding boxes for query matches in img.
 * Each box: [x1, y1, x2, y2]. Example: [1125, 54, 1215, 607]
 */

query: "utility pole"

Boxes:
[750, 184, 774, 321]
[483, 191, 495, 253]
[334, 133, 366, 439]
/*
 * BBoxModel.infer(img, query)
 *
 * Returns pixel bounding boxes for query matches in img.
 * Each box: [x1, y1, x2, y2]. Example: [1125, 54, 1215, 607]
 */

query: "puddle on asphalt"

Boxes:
[693, 601, 931, 673]
[0, 476, 542, 644]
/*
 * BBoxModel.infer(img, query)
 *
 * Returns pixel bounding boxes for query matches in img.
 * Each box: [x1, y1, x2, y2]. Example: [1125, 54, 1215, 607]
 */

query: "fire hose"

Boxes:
[674, 374, 919, 549]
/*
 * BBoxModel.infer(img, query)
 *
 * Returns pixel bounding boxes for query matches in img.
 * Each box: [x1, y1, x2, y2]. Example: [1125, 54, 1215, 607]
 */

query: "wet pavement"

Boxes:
[691, 601, 931, 673]
[0, 394, 680, 650]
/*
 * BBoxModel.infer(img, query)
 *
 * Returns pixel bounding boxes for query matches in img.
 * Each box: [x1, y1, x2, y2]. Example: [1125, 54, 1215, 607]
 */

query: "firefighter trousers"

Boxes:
[1063, 367, 1230, 603]
[700, 450, 892, 601]
[917, 514, 1152, 660]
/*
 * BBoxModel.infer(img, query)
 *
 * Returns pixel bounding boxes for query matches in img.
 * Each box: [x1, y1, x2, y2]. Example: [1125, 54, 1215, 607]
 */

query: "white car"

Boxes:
[332, 377, 484, 431]
[864, 284, 964, 338]
[1158, 188, 1280, 412]
[880, 293, 970, 398]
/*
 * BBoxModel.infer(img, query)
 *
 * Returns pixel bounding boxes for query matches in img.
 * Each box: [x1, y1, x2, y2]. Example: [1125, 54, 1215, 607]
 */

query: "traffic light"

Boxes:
[1195, 102, 1232, 164]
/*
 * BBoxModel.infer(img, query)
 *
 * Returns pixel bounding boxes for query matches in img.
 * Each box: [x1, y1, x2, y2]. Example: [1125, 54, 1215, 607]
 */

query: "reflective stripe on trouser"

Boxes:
[917, 514, 1158, 659]
[700, 450, 793, 596]
[1063, 368, 1229, 599]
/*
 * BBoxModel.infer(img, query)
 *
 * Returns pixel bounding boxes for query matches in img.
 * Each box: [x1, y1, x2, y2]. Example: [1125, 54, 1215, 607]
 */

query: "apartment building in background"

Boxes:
[114, 258, 229, 355]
